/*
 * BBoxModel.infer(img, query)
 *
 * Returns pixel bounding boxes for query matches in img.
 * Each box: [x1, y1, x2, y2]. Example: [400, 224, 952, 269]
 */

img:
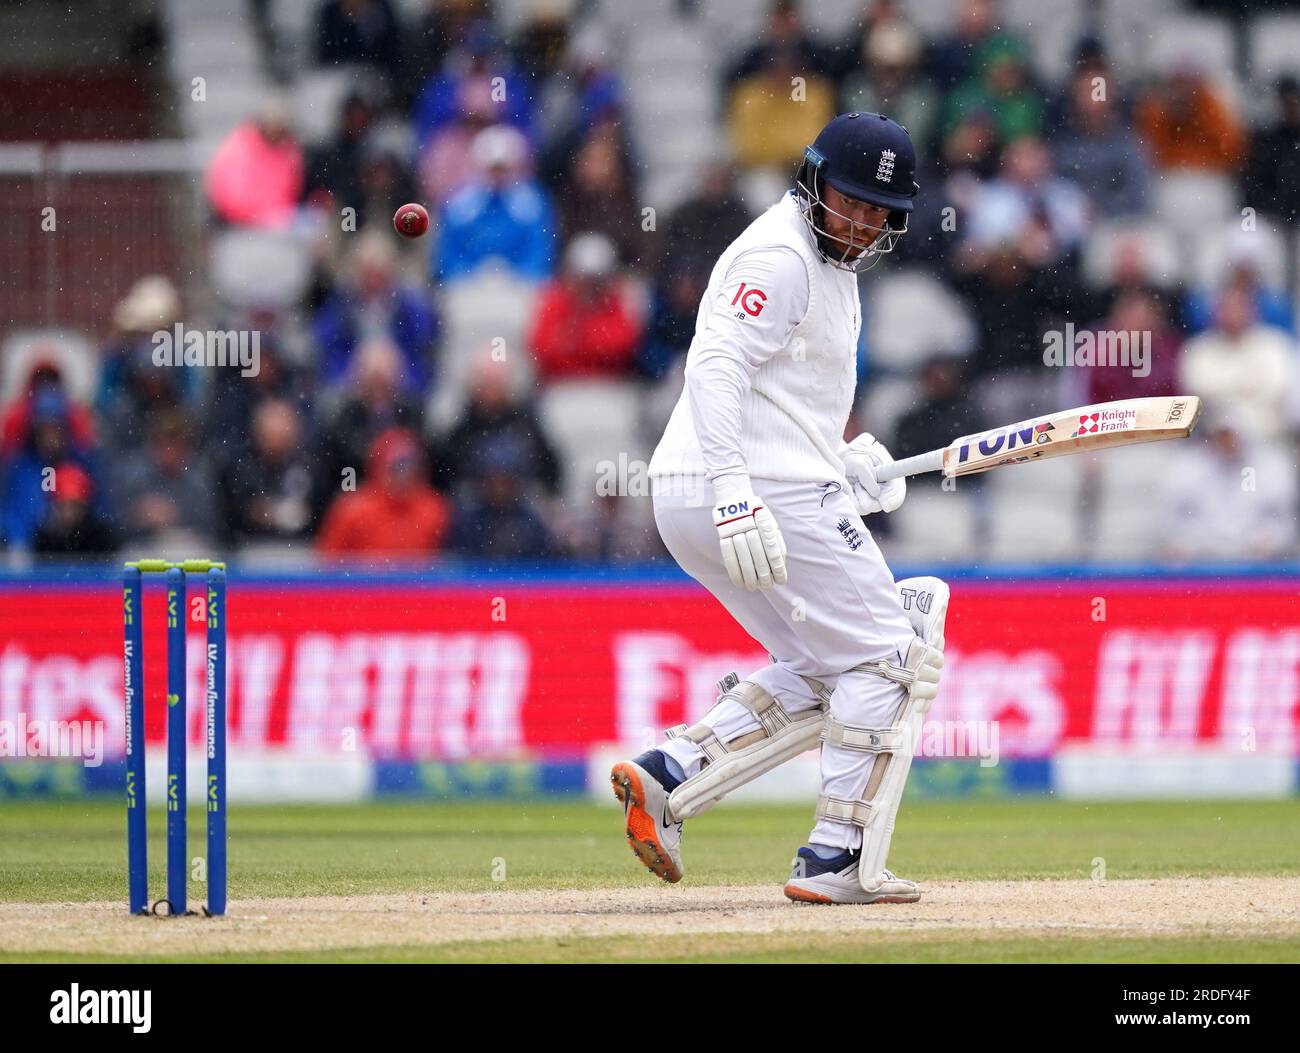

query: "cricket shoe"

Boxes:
[610, 750, 684, 883]
[783, 846, 921, 904]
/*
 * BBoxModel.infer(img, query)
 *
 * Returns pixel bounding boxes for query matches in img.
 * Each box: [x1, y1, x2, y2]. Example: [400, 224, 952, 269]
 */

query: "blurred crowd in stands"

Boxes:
[3, 0, 1298, 564]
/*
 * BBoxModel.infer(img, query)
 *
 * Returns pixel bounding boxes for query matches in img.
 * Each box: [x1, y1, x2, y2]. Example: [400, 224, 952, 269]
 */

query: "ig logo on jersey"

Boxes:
[730, 282, 767, 317]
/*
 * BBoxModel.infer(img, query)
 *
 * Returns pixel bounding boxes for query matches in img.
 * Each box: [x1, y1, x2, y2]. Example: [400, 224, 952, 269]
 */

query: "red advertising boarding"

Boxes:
[0, 574, 1296, 759]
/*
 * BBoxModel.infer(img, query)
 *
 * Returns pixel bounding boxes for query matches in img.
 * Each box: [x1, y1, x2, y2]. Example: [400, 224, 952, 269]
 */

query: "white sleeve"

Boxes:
[684, 245, 810, 496]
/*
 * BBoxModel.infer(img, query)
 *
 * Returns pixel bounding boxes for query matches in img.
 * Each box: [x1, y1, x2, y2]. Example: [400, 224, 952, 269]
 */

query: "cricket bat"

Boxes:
[875, 396, 1202, 481]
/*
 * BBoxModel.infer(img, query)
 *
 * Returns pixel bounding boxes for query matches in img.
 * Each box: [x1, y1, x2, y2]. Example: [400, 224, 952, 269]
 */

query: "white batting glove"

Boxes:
[711, 481, 787, 591]
[841, 432, 907, 515]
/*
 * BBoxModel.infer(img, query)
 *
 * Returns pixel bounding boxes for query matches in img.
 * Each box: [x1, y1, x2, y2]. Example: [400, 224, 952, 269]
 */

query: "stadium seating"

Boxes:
[538, 379, 646, 508]
[865, 269, 978, 371]
[1248, 14, 1300, 84]
[210, 228, 314, 310]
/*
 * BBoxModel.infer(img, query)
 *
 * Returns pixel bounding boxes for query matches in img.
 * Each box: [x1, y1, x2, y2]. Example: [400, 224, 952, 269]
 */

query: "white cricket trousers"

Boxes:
[651, 475, 918, 850]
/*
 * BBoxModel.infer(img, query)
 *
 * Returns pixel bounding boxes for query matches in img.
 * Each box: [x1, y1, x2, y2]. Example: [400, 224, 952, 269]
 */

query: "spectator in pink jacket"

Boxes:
[205, 98, 304, 228]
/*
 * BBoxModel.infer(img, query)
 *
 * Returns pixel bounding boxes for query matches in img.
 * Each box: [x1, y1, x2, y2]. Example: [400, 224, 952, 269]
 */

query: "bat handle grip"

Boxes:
[874, 448, 946, 481]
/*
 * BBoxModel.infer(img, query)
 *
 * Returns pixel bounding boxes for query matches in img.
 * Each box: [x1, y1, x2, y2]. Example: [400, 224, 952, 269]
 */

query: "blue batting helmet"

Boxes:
[794, 112, 920, 270]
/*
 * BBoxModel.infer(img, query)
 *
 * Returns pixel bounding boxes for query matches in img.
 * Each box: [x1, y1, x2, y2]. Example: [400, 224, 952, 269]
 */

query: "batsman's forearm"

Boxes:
[686, 348, 756, 485]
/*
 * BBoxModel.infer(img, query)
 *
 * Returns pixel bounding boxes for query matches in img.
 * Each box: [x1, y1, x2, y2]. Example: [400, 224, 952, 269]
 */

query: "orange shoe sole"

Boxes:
[610, 762, 682, 883]
[783, 883, 920, 905]
[783, 883, 833, 904]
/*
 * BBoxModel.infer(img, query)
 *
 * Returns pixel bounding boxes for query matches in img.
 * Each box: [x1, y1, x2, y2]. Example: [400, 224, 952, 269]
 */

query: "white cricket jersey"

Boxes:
[649, 191, 861, 490]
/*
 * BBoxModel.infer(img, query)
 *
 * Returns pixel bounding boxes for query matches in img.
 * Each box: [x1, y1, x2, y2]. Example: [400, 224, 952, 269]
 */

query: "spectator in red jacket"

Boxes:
[34, 462, 116, 558]
[316, 427, 451, 559]
[529, 232, 642, 382]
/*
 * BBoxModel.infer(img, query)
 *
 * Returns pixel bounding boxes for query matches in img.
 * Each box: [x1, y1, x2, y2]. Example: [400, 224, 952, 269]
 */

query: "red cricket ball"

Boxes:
[393, 202, 430, 239]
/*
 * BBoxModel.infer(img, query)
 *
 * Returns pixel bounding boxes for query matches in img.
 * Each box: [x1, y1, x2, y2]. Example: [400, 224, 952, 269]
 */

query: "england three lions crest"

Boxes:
[876, 149, 896, 182]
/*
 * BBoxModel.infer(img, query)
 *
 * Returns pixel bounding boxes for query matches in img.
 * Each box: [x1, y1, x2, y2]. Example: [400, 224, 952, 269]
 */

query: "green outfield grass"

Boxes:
[2, 797, 1298, 962]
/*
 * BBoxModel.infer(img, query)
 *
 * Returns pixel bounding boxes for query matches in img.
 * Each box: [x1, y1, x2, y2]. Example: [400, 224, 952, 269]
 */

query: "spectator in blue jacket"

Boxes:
[314, 230, 439, 393]
[413, 21, 534, 150]
[435, 125, 556, 283]
[2, 387, 105, 553]
[1183, 252, 1295, 337]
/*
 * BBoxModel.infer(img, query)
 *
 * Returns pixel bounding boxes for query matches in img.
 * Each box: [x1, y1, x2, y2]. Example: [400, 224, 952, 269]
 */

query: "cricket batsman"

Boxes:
[612, 113, 949, 904]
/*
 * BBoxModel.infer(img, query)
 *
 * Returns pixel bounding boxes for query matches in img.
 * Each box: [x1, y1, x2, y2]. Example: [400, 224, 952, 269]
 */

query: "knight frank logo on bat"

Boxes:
[1072, 407, 1139, 436]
